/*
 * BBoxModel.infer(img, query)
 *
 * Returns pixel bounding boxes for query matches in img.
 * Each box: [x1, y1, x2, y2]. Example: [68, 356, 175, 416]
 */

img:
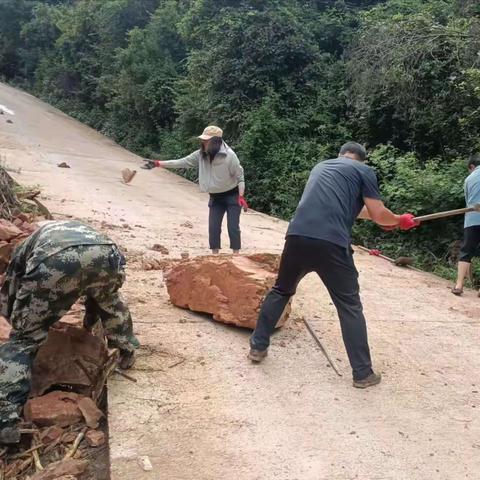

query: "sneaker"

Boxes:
[0, 425, 21, 445]
[353, 372, 382, 389]
[119, 350, 136, 370]
[248, 348, 268, 363]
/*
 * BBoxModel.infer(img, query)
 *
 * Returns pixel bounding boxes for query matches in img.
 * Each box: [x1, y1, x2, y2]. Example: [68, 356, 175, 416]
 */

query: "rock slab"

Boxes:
[30, 324, 109, 397]
[165, 253, 290, 329]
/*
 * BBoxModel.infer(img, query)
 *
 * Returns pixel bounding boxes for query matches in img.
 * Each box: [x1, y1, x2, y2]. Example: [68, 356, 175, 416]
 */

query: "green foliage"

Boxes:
[353, 145, 466, 268]
[1, 0, 480, 276]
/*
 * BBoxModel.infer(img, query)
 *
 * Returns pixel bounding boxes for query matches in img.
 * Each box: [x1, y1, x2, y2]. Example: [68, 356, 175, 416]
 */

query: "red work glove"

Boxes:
[238, 196, 249, 212]
[141, 160, 163, 169]
[399, 213, 419, 231]
[369, 249, 382, 256]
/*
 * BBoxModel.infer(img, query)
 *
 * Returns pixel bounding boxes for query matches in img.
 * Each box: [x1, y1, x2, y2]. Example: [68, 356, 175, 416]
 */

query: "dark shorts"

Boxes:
[459, 226, 480, 262]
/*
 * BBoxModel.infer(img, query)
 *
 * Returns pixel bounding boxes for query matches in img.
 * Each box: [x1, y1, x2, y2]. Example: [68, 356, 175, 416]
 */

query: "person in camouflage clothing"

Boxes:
[0, 220, 139, 444]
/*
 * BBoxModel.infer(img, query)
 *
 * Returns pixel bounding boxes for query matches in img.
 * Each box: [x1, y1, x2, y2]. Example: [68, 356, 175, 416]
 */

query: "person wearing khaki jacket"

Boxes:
[142, 126, 248, 253]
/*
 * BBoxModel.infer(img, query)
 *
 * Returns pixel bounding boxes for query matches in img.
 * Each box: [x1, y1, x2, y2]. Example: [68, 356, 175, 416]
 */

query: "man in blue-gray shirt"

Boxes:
[248, 142, 417, 388]
[452, 155, 480, 295]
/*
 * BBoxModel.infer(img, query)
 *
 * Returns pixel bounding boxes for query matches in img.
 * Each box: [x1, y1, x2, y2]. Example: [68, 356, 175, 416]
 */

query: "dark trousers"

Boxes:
[208, 191, 241, 250]
[459, 225, 480, 262]
[250, 235, 373, 380]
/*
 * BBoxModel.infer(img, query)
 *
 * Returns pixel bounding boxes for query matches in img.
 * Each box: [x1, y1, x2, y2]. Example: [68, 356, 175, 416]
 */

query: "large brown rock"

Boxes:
[24, 391, 83, 427]
[30, 324, 109, 397]
[165, 254, 290, 329]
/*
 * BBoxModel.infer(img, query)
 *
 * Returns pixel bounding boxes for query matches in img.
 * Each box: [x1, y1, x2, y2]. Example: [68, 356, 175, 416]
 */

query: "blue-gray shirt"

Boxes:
[464, 166, 480, 228]
[287, 157, 381, 248]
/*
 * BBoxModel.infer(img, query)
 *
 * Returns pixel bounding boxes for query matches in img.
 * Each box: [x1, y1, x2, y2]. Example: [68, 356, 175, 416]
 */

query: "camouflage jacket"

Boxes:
[0, 220, 115, 319]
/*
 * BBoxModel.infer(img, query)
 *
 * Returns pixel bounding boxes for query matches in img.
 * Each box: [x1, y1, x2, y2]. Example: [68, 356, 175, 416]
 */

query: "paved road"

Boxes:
[1, 82, 479, 480]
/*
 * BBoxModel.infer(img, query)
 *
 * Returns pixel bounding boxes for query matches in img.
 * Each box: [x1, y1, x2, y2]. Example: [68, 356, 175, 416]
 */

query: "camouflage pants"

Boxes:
[0, 244, 139, 428]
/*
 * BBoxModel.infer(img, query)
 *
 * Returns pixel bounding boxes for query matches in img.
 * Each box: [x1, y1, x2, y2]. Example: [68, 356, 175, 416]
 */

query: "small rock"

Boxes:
[6, 119, 13, 124]
[151, 244, 169, 255]
[40, 425, 64, 445]
[57, 162, 71, 168]
[0, 219, 22, 241]
[180, 252, 189, 260]
[138, 455, 153, 472]
[61, 431, 78, 444]
[24, 391, 83, 427]
[77, 397, 103, 429]
[85, 429, 105, 447]
[181, 221, 193, 229]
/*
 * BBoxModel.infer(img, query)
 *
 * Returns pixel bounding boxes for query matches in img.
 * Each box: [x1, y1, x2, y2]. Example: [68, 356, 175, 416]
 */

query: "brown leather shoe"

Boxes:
[248, 348, 268, 363]
[353, 372, 382, 389]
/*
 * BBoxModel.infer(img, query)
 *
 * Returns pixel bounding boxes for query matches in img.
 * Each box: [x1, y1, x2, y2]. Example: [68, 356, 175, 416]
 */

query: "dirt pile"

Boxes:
[165, 253, 290, 329]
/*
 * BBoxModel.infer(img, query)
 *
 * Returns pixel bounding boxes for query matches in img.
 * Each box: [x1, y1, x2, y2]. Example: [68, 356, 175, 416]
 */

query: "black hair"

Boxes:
[467, 154, 480, 168]
[339, 142, 367, 162]
[206, 136, 223, 161]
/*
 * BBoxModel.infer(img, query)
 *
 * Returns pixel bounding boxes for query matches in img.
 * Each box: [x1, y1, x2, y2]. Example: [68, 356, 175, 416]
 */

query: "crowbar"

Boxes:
[303, 318, 342, 377]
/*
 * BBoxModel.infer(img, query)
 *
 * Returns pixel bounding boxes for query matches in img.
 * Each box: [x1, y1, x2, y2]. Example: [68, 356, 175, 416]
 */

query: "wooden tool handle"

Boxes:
[414, 206, 474, 223]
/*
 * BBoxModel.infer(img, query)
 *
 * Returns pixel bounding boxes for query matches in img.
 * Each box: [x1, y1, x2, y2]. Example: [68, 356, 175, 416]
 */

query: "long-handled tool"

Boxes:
[303, 318, 342, 377]
[414, 203, 480, 223]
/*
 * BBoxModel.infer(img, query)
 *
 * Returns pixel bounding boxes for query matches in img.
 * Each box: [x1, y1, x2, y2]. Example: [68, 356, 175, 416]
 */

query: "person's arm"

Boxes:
[143, 151, 200, 170]
[357, 206, 370, 219]
[360, 167, 417, 230]
[363, 198, 400, 226]
[228, 152, 245, 195]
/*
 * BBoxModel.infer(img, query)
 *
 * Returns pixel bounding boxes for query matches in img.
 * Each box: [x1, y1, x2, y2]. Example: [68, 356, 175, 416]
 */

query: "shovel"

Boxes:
[413, 203, 480, 223]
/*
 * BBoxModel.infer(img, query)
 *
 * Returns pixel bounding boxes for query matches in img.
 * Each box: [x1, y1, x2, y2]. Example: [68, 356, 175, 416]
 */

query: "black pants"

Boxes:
[459, 226, 480, 262]
[208, 190, 241, 250]
[250, 235, 373, 380]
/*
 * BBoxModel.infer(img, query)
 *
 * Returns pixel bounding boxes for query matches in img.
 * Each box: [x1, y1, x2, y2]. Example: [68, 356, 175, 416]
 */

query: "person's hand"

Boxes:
[238, 196, 249, 212]
[399, 213, 419, 231]
[141, 160, 162, 170]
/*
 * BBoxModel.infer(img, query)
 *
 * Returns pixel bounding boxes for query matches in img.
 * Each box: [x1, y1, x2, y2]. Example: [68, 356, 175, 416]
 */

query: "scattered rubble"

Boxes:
[77, 397, 103, 429]
[29, 458, 87, 480]
[142, 256, 170, 271]
[40, 425, 64, 445]
[85, 429, 106, 447]
[151, 243, 169, 254]
[165, 253, 290, 329]
[24, 391, 84, 427]
[0, 216, 39, 274]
